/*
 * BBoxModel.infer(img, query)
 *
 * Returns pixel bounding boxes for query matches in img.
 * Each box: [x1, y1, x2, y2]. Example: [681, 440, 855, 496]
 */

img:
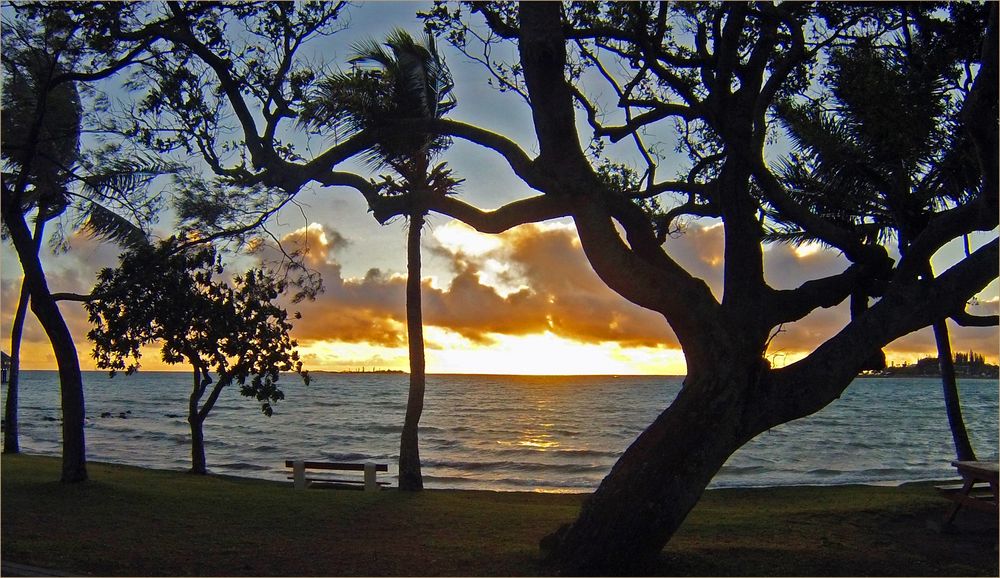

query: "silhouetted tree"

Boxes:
[771, 3, 993, 461]
[86, 240, 309, 474]
[1, 12, 166, 478]
[301, 29, 459, 491]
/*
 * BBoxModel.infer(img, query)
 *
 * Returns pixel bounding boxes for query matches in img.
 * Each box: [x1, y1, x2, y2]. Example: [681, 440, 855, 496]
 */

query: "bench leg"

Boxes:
[364, 462, 377, 492]
[293, 460, 307, 490]
[943, 478, 975, 525]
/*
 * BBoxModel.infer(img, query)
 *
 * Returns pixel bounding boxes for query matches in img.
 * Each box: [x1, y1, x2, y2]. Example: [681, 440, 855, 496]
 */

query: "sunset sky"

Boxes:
[2, 3, 997, 375]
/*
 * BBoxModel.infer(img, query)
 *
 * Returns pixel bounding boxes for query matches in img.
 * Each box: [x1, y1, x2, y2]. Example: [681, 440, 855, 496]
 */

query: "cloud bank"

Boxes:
[2, 218, 995, 372]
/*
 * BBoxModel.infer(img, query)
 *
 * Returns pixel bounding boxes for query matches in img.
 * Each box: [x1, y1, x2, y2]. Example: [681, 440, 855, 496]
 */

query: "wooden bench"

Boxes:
[938, 460, 998, 525]
[285, 460, 389, 491]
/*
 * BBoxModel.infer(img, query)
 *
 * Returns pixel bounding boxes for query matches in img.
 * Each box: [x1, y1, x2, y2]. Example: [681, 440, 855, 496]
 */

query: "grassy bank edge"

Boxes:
[2, 454, 996, 576]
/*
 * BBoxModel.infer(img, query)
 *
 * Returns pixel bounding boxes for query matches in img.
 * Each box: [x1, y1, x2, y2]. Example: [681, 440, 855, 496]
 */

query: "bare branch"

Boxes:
[764, 265, 861, 326]
[952, 310, 999, 327]
[51, 292, 94, 303]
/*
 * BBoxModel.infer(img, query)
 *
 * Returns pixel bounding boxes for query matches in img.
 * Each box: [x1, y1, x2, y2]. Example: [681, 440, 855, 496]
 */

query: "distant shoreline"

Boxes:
[6, 368, 1000, 379]
[861, 373, 999, 380]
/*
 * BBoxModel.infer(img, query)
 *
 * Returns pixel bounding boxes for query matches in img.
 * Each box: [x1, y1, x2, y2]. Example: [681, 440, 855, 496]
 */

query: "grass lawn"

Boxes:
[2, 454, 996, 576]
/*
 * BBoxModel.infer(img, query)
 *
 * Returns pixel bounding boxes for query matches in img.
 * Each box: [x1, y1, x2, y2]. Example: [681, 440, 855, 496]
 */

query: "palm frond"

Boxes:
[78, 201, 150, 249]
[302, 29, 457, 179]
[78, 157, 178, 203]
[761, 228, 817, 247]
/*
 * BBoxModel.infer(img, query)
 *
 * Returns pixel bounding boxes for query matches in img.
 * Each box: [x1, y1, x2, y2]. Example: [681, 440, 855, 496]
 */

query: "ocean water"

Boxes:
[2, 371, 997, 492]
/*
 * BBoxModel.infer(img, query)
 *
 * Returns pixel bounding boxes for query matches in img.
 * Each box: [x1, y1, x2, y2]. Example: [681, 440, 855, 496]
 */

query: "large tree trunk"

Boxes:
[34, 289, 86, 483]
[543, 367, 767, 575]
[3, 212, 87, 482]
[398, 210, 426, 491]
[3, 279, 30, 454]
[932, 320, 977, 461]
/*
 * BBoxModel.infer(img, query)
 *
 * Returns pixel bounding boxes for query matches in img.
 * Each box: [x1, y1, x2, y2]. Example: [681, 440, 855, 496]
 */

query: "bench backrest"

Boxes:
[284, 460, 388, 472]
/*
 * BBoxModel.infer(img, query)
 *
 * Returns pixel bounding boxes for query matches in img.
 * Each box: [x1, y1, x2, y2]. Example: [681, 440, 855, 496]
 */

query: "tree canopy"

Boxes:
[86, 239, 307, 417]
[86, 238, 308, 473]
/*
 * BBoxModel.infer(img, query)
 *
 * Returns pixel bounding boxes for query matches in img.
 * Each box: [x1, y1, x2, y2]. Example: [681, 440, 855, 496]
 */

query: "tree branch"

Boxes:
[767, 238, 999, 426]
[431, 194, 571, 234]
[951, 310, 999, 327]
[764, 264, 861, 326]
[164, 2, 266, 167]
[51, 292, 95, 303]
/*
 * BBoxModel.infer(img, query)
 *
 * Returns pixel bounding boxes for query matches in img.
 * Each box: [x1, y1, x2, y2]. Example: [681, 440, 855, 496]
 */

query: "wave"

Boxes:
[475, 447, 621, 460]
[423, 458, 608, 475]
[318, 451, 392, 462]
[720, 465, 767, 476]
[213, 461, 271, 472]
[421, 474, 597, 490]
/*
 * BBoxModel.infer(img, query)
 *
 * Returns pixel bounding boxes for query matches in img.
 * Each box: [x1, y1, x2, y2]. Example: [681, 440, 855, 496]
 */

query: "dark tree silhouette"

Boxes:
[771, 3, 993, 461]
[1, 14, 167, 479]
[86, 240, 309, 474]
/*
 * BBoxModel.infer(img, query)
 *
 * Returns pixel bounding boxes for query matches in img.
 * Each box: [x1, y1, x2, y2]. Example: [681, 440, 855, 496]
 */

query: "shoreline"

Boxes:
[10, 368, 1000, 378]
[0, 449, 969, 494]
[3, 454, 996, 576]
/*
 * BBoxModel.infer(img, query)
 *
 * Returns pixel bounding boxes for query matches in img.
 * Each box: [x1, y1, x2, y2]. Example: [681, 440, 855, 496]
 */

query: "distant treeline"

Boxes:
[867, 350, 999, 378]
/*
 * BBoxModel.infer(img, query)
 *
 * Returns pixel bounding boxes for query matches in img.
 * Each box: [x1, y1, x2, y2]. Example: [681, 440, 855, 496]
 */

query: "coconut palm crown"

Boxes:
[301, 29, 456, 182]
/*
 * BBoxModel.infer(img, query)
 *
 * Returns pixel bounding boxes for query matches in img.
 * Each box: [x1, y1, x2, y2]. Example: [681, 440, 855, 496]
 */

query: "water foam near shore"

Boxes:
[3, 371, 997, 492]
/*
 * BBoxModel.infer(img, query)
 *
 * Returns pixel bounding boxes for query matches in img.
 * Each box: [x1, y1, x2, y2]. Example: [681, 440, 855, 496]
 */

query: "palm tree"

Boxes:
[301, 29, 459, 490]
[770, 6, 984, 460]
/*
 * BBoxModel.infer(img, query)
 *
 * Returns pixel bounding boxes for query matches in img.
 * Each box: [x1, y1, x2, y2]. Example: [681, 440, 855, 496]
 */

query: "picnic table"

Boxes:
[939, 460, 998, 525]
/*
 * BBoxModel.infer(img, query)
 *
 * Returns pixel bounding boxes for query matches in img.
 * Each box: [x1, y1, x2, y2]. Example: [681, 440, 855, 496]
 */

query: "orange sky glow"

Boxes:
[3, 220, 996, 376]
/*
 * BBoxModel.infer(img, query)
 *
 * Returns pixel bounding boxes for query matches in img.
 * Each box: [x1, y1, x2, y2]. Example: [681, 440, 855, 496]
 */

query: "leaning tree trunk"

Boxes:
[543, 368, 764, 575]
[932, 320, 977, 461]
[398, 210, 426, 491]
[3, 279, 30, 454]
[3, 211, 87, 482]
[5, 214, 47, 455]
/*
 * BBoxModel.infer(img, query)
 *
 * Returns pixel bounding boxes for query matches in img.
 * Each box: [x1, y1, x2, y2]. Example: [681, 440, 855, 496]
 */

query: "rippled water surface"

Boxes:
[3, 372, 996, 491]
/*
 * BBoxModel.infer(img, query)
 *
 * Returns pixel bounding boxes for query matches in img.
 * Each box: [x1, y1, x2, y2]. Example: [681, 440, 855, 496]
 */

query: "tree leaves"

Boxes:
[86, 239, 308, 416]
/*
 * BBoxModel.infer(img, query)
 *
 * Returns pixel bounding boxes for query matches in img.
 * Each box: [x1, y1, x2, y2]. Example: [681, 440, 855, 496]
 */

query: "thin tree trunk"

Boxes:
[3, 211, 86, 482]
[188, 367, 208, 475]
[919, 261, 977, 462]
[4, 214, 47, 455]
[189, 414, 207, 475]
[933, 319, 977, 461]
[4, 279, 30, 454]
[398, 210, 426, 491]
